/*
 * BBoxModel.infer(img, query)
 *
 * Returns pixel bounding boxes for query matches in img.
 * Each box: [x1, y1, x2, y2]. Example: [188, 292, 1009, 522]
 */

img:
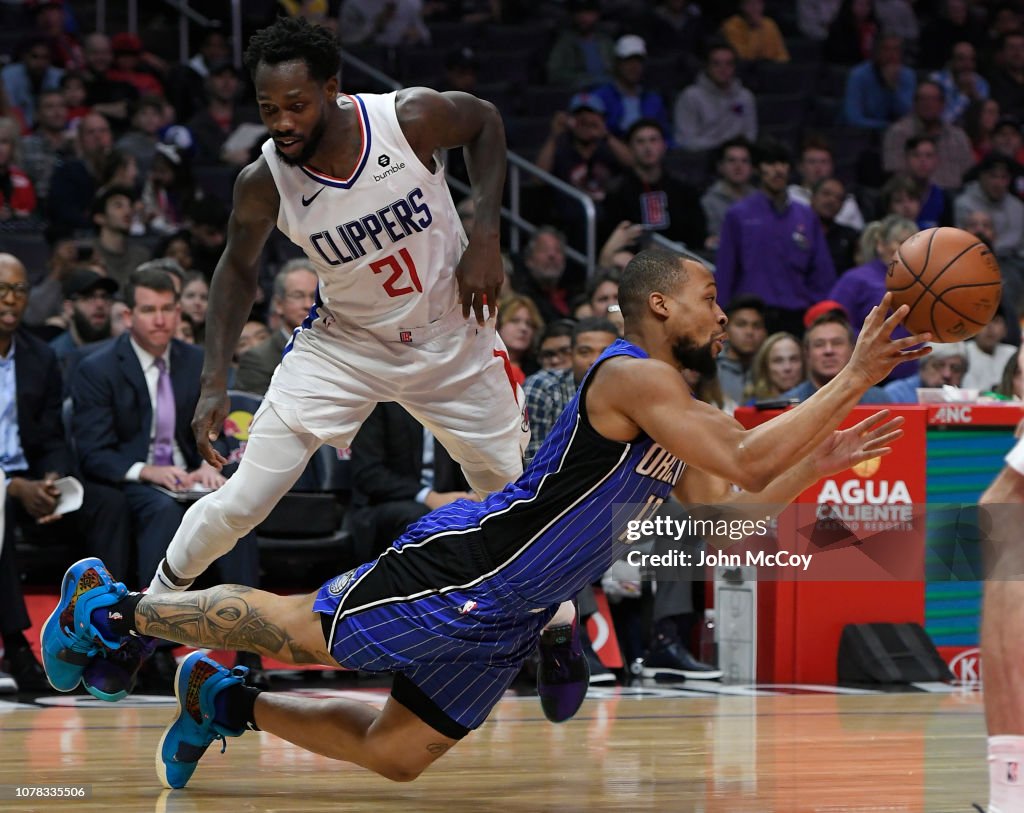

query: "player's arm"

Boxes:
[672, 411, 905, 536]
[193, 158, 280, 468]
[396, 87, 505, 324]
[589, 298, 927, 492]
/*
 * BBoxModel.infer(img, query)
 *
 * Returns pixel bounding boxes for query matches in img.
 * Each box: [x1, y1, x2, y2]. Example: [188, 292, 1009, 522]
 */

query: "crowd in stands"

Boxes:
[1, 0, 1024, 693]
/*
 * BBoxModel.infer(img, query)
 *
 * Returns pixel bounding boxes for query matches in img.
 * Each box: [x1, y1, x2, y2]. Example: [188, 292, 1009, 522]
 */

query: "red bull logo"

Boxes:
[223, 410, 254, 441]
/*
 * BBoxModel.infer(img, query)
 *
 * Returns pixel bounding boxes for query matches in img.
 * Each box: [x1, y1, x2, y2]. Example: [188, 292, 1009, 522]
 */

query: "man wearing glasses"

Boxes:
[0, 253, 130, 694]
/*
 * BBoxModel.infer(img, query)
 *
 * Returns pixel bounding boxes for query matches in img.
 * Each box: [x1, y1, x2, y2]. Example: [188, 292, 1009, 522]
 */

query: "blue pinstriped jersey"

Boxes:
[394, 338, 685, 606]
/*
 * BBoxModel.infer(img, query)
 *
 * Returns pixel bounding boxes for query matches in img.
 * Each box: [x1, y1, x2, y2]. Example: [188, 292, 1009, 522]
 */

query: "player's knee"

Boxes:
[375, 761, 424, 783]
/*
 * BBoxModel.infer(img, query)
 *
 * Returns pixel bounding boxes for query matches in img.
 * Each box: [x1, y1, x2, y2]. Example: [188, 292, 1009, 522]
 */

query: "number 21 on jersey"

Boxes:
[371, 247, 422, 298]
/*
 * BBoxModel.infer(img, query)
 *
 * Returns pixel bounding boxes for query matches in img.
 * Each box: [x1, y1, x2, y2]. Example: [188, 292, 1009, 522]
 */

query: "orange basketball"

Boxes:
[886, 226, 1003, 342]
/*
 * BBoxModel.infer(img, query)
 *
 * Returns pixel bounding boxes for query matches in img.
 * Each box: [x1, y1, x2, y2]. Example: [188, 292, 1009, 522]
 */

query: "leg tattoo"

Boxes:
[136, 585, 331, 664]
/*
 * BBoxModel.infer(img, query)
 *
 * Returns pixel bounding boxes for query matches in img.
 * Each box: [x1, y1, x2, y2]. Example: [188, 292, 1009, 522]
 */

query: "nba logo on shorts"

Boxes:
[1009, 762, 1019, 783]
[400, 330, 413, 343]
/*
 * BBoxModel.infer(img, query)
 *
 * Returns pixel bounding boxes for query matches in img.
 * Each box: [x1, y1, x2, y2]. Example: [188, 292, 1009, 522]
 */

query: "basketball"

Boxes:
[886, 226, 1003, 342]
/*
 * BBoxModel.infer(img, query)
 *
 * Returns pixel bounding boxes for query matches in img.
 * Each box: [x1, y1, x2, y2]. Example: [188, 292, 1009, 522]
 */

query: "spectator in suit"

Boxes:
[0, 253, 131, 692]
[349, 402, 476, 559]
[781, 309, 890, 403]
[882, 80, 974, 189]
[674, 42, 757, 152]
[47, 111, 113, 232]
[235, 260, 318, 396]
[70, 266, 260, 650]
[842, 34, 916, 130]
[591, 36, 672, 142]
[716, 138, 837, 337]
[601, 118, 706, 251]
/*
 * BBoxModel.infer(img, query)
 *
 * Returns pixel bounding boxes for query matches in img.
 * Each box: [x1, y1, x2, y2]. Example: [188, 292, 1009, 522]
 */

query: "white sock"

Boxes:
[988, 735, 1024, 813]
[146, 559, 193, 596]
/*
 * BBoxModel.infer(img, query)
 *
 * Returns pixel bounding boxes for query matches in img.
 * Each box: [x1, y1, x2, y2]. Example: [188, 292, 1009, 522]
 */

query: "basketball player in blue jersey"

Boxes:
[75, 17, 582, 713]
[43, 248, 930, 788]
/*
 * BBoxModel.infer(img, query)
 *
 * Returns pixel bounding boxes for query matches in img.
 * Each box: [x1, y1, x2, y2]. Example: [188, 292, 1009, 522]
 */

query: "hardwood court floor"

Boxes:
[0, 683, 988, 813]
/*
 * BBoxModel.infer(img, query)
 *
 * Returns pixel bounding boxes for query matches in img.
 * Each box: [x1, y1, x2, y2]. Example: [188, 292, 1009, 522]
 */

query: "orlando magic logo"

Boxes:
[328, 569, 356, 596]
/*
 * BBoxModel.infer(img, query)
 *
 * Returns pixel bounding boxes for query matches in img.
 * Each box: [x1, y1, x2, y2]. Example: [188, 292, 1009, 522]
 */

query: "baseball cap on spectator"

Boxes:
[111, 32, 143, 54]
[62, 268, 118, 300]
[568, 92, 605, 115]
[445, 46, 479, 71]
[614, 35, 647, 60]
[803, 299, 848, 328]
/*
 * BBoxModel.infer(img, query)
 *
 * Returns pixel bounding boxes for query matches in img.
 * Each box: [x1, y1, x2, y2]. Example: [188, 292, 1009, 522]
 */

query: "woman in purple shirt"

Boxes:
[829, 214, 918, 379]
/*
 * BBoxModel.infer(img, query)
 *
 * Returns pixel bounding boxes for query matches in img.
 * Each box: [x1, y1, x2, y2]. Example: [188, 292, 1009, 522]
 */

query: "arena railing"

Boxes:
[337, 49, 599, 278]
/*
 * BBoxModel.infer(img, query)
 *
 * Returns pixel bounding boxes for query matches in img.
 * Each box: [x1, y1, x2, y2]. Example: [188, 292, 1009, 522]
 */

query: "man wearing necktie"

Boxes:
[70, 266, 262, 690]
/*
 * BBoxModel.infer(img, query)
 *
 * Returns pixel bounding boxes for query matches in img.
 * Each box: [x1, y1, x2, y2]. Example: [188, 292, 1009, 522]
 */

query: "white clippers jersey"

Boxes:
[262, 92, 467, 333]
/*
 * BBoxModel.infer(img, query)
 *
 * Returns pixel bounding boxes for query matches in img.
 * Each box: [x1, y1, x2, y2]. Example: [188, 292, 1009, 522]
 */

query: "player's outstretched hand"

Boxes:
[848, 292, 932, 386]
[192, 386, 229, 470]
[456, 240, 503, 325]
[812, 410, 905, 479]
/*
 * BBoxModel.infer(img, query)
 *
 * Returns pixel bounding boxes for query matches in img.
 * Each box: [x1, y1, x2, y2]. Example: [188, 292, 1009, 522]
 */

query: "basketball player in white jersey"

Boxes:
[976, 347, 1024, 813]
[79, 17, 583, 713]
